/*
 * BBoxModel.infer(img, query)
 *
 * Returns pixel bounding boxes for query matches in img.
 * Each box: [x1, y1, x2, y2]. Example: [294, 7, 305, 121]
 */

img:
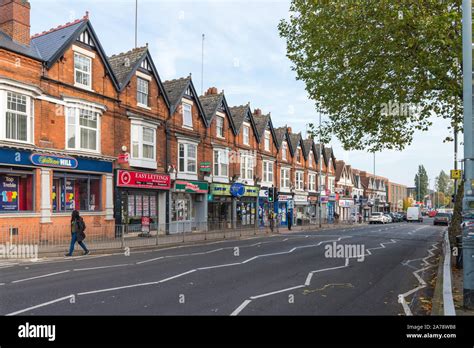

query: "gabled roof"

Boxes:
[253, 112, 278, 147]
[335, 160, 346, 181]
[229, 104, 258, 139]
[288, 132, 303, 157]
[302, 139, 314, 158]
[315, 144, 324, 165]
[199, 92, 236, 132]
[163, 76, 208, 126]
[324, 147, 336, 171]
[30, 16, 120, 90]
[273, 127, 288, 149]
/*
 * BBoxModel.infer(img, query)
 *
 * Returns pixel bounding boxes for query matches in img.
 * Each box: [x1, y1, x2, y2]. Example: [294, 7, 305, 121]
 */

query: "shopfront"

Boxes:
[338, 199, 354, 221]
[294, 193, 309, 226]
[171, 180, 208, 233]
[0, 147, 114, 242]
[208, 183, 233, 230]
[258, 188, 271, 227]
[276, 194, 293, 226]
[114, 170, 170, 234]
[234, 184, 258, 228]
[307, 195, 318, 223]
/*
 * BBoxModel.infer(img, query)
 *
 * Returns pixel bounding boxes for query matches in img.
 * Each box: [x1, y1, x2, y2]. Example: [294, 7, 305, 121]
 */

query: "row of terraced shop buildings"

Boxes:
[0, 1, 408, 240]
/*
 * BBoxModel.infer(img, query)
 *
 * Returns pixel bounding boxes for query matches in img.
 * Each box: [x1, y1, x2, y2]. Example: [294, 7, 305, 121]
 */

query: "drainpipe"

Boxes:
[165, 116, 171, 235]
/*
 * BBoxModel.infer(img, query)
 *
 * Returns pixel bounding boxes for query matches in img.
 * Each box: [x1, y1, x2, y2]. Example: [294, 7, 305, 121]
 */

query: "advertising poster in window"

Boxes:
[136, 195, 143, 216]
[128, 195, 135, 216]
[65, 180, 75, 210]
[52, 182, 57, 211]
[143, 196, 150, 217]
[150, 196, 157, 217]
[0, 175, 18, 211]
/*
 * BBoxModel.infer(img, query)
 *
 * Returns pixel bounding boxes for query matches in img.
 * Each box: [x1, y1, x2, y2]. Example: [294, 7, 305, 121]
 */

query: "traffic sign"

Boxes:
[451, 169, 462, 180]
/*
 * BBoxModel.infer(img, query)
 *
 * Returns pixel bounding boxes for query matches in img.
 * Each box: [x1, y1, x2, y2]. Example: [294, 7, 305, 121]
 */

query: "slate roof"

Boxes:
[228, 104, 249, 132]
[335, 160, 345, 181]
[0, 30, 41, 60]
[252, 113, 270, 139]
[200, 93, 224, 124]
[108, 46, 148, 87]
[288, 132, 302, 156]
[163, 77, 191, 112]
[273, 127, 288, 148]
[302, 138, 314, 158]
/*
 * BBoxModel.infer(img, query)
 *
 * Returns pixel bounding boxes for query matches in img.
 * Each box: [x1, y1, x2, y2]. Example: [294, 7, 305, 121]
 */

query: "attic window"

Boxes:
[140, 59, 151, 71]
[78, 30, 94, 46]
[184, 87, 192, 96]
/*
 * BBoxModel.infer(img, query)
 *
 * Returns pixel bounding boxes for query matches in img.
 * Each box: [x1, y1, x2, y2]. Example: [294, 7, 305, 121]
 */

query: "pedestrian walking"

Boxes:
[287, 210, 293, 231]
[268, 210, 275, 233]
[65, 210, 89, 257]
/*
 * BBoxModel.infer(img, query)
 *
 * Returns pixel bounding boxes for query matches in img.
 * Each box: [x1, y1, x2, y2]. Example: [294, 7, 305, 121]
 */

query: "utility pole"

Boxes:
[461, 0, 474, 309]
[318, 106, 322, 229]
[135, 0, 138, 48]
[201, 34, 205, 95]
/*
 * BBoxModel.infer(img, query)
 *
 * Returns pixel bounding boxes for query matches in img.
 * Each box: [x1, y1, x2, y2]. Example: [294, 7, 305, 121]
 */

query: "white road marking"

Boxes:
[11, 270, 70, 284]
[442, 231, 455, 315]
[304, 258, 350, 286]
[230, 299, 252, 316]
[136, 257, 164, 265]
[73, 264, 130, 272]
[6, 295, 74, 316]
[250, 285, 305, 300]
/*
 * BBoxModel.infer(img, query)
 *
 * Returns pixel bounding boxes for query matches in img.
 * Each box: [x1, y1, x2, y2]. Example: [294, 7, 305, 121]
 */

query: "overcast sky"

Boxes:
[31, 0, 460, 187]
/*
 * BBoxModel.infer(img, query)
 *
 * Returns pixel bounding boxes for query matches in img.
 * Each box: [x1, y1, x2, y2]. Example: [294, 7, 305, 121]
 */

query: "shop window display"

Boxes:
[52, 173, 101, 212]
[0, 172, 34, 212]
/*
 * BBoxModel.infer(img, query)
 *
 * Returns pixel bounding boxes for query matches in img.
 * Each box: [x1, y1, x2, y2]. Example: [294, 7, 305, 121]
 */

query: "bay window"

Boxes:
[295, 171, 304, 190]
[178, 142, 197, 174]
[213, 149, 229, 177]
[281, 168, 290, 189]
[263, 161, 274, 184]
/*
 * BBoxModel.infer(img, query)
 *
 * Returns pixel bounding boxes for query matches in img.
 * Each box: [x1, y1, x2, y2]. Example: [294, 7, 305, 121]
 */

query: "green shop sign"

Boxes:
[200, 162, 211, 172]
[174, 180, 209, 193]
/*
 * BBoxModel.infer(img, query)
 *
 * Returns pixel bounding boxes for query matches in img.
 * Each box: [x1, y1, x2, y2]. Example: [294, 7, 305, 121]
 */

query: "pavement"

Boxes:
[0, 218, 446, 315]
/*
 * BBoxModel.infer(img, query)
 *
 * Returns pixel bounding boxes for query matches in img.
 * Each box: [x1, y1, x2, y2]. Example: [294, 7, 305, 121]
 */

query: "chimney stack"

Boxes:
[205, 87, 218, 96]
[0, 0, 30, 46]
[254, 108, 262, 116]
[287, 127, 292, 134]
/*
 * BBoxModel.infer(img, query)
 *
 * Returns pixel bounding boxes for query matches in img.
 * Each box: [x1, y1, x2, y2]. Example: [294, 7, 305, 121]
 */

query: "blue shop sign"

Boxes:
[230, 183, 245, 197]
[30, 153, 78, 169]
[0, 148, 112, 173]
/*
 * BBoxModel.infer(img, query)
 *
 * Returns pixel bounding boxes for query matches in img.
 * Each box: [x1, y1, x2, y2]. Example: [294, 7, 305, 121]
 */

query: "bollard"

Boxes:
[463, 232, 474, 308]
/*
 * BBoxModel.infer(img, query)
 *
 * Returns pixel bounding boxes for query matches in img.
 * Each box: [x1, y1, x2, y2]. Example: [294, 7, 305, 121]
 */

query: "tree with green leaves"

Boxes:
[435, 170, 454, 197]
[279, 0, 462, 152]
[414, 165, 429, 202]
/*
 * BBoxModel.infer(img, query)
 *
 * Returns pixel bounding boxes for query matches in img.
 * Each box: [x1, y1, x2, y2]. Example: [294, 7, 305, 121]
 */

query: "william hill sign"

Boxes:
[30, 154, 78, 169]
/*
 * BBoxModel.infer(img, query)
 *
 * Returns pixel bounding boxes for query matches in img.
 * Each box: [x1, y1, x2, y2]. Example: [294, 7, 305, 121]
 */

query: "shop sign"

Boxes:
[339, 199, 353, 208]
[141, 216, 150, 233]
[30, 153, 78, 169]
[175, 180, 208, 193]
[117, 170, 171, 190]
[230, 183, 245, 197]
[308, 196, 318, 202]
[0, 175, 18, 211]
[329, 193, 336, 201]
[200, 162, 211, 172]
[210, 183, 231, 196]
[278, 195, 292, 201]
[259, 189, 269, 198]
[118, 153, 129, 164]
[294, 194, 308, 202]
[320, 196, 329, 203]
[244, 186, 259, 197]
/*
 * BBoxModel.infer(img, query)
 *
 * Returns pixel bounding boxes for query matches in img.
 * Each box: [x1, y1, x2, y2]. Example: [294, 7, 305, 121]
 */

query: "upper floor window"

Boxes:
[281, 168, 290, 188]
[295, 171, 304, 190]
[309, 152, 313, 167]
[130, 120, 156, 169]
[296, 147, 301, 163]
[137, 77, 149, 107]
[5, 91, 32, 143]
[309, 174, 316, 191]
[182, 103, 193, 128]
[240, 154, 254, 180]
[282, 142, 287, 161]
[243, 125, 250, 145]
[216, 116, 224, 138]
[264, 131, 270, 151]
[213, 149, 229, 177]
[178, 142, 197, 174]
[67, 106, 100, 152]
[74, 53, 92, 89]
[263, 161, 274, 184]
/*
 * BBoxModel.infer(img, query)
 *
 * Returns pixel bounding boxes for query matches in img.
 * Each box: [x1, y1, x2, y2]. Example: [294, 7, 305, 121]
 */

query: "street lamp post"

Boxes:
[318, 107, 322, 228]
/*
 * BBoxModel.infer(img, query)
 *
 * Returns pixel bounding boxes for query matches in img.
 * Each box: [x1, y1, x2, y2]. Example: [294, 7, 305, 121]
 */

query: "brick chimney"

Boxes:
[287, 127, 292, 134]
[205, 87, 218, 96]
[0, 0, 31, 46]
[254, 108, 262, 116]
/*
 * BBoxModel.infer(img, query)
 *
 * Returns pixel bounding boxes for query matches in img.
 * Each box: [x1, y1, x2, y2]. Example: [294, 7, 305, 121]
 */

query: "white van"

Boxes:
[407, 207, 423, 222]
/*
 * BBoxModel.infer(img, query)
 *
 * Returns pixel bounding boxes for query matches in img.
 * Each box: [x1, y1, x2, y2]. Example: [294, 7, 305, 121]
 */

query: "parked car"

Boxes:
[428, 210, 438, 218]
[407, 207, 423, 222]
[400, 212, 407, 221]
[433, 212, 451, 226]
[369, 212, 388, 224]
[390, 213, 403, 222]
[384, 214, 393, 223]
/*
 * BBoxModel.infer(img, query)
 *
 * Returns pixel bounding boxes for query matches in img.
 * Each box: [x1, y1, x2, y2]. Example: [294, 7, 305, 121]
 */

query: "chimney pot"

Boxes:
[254, 108, 262, 116]
[287, 127, 292, 134]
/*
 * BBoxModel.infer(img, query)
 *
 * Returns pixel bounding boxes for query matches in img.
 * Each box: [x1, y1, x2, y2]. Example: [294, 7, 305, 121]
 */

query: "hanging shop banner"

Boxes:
[210, 183, 231, 196]
[175, 180, 208, 194]
[0, 175, 18, 211]
[199, 162, 211, 172]
[30, 153, 78, 169]
[230, 183, 245, 197]
[117, 170, 171, 190]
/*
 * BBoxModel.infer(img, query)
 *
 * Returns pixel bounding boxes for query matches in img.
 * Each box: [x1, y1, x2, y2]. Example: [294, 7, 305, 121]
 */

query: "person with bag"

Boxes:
[65, 210, 90, 256]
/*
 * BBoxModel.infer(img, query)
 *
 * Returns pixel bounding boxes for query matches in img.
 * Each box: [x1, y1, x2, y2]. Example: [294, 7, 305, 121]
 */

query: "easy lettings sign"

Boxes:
[30, 153, 78, 169]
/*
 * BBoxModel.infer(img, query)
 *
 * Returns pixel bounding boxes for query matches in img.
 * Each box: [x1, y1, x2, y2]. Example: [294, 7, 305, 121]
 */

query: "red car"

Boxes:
[428, 210, 437, 218]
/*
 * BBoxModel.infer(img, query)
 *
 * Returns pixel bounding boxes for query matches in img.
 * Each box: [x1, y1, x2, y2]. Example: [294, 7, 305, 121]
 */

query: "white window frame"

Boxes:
[264, 131, 270, 151]
[296, 146, 302, 164]
[74, 52, 92, 90]
[240, 153, 254, 181]
[282, 141, 287, 161]
[262, 160, 274, 185]
[295, 171, 304, 191]
[65, 102, 103, 154]
[182, 102, 193, 128]
[129, 118, 157, 169]
[136, 77, 149, 108]
[178, 141, 197, 175]
[213, 148, 229, 178]
[1, 90, 34, 144]
[216, 116, 224, 138]
[281, 168, 290, 189]
[309, 151, 313, 168]
[309, 173, 316, 192]
[243, 124, 250, 145]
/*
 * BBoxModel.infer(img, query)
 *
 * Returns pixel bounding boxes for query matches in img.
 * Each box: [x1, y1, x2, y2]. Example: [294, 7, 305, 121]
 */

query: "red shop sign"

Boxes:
[117, 170, 171, 190]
